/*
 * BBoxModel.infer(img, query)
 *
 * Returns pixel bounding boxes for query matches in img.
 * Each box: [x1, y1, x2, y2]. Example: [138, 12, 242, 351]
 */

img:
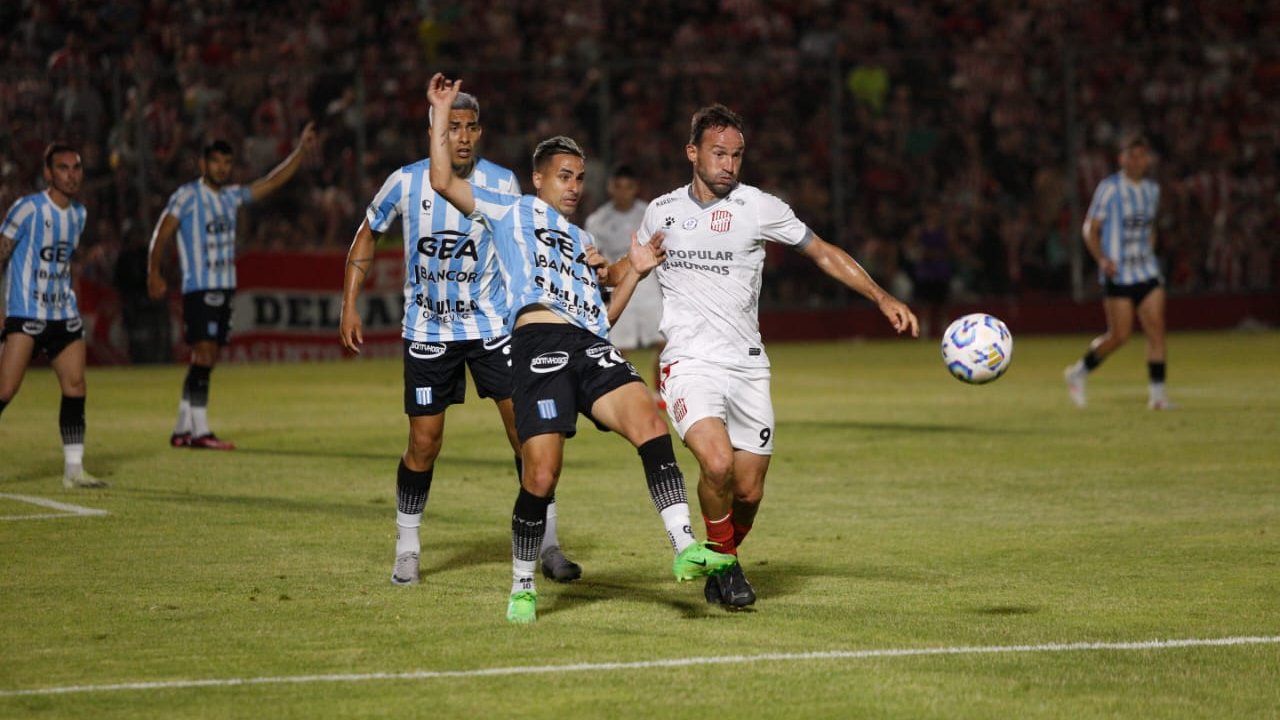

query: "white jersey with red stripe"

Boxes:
[636, 182, 812, 369]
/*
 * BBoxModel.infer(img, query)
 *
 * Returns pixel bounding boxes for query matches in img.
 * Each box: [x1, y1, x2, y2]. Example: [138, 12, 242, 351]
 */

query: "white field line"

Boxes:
[2, 635, 1277, 698]
[0, 493, 109, 521]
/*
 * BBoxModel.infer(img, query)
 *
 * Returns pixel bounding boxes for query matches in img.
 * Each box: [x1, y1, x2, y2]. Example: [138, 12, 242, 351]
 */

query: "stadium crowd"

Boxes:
[1, 0, 1276, 309]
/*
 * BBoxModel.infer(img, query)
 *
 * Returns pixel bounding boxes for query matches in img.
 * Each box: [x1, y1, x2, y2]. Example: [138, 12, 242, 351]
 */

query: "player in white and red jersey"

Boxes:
[636, 104, 918, 608]
[426, 74, 736, 624]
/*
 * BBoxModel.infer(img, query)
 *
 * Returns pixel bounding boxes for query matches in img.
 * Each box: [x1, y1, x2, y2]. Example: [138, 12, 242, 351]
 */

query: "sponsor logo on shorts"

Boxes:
[672, 397, 687, 423]
[415, 386, 433, 406]
[537, 398, 558, 420]
[530, 351, 569, 373]
[482, 336, 511, 351]
[681, 217, 698, 230]
[22, 320, 46, 335]
[207, 321, 219, 337]
[204, 291, 226, 307]
[584, 344, 613, 359]
[66, 317, 83, 333]
[408, 342, 447, 359]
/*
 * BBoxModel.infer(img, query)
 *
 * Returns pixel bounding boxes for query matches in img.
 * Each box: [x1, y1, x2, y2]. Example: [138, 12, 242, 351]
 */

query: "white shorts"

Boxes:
[660, 358, 774, 455]
[608, 278, 663, 350]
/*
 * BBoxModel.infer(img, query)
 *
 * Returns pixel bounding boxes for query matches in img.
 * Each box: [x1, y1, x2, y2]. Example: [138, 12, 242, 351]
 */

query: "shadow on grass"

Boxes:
[114, 487, 388, 519]
[782, 420, 1037, 436]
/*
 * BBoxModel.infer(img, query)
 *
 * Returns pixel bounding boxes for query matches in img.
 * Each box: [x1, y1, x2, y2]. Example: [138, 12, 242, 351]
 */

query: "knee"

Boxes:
[406, 430, 442, 468]
[1110, 326, 1132, 344]
[736, 485, 764, 507]
[522, 463, 560, 495]
[699, 450, 735, 488]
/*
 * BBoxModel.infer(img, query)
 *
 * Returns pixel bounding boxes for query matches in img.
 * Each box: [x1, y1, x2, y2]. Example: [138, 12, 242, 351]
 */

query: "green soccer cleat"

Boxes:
[673, 541, 737, 582]
[506, 590, 537, 624]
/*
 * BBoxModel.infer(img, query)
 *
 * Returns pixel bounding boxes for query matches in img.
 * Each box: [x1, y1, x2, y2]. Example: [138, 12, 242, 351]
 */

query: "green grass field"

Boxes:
[2, 331, 1278, 718]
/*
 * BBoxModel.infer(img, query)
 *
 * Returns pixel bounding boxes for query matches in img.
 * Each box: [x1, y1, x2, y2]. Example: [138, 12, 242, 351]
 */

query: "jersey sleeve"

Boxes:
[231, 184, 252, 208]
[0, 198, 32, 242]
[365, 171, 403, 233]
[162, 187, 191, 222]
[757, 191, 812, 248]
[1085, 180, 1114, 222]
[635, 200, 659, 245]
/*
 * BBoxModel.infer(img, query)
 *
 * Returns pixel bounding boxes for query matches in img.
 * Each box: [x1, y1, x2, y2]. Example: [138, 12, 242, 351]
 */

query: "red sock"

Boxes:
[703, 513, 737, 555]
[732, 519, 753, 550]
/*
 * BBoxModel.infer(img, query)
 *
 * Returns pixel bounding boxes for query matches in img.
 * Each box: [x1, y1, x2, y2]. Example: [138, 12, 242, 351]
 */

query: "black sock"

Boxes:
[638, 434, 687, 512]
[511, 486, 550, 564]
[1083, 350, 1102, 372]
[396, 459, 433, 514]
[185, 364, 212, 407]
[60, 395, 86, 446]
[1148, 361, 1166, 383]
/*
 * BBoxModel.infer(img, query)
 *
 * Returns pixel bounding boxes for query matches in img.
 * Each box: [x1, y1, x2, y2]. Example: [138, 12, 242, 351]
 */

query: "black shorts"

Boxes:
[1, 316, 84, 360]
[403, 336, 513, 416]
[511, 323, 643, 442]
[183, 290, 235, 346]
[1103, 278, 1161, 305]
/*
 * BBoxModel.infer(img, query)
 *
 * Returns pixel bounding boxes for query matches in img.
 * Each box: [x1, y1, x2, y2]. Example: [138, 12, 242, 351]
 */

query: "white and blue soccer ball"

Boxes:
[940, 313, 1013, 384]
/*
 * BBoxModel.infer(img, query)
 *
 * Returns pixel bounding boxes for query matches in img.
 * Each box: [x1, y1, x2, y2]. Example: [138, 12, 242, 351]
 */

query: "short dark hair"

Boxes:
[1119, 133, 1150, 152]
[203, 139, 235, 160]
[532, 135, 585, 171]
[689, 103, 745, 146]
[43, 143, 78, 169]
[609, 163, 636, 180]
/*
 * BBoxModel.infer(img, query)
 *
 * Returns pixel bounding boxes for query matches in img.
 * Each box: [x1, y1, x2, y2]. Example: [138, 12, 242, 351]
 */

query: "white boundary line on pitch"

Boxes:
[0, 493, 109, 522]
[2, 635, 1277, 698]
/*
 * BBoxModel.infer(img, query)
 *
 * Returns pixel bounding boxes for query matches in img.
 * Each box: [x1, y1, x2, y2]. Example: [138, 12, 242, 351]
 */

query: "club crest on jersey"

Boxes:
[408, 342, 447, 359]
[682, 218, 698, 230]
[530, 351, 569, 373]
[711, 210, 732, 233]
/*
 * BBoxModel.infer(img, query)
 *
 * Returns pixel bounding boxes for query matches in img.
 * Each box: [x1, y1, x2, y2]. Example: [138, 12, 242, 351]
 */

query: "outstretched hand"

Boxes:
[879, 295, 919, 337]
[427, 73, 462, 109]
[629, 231, 666, 277]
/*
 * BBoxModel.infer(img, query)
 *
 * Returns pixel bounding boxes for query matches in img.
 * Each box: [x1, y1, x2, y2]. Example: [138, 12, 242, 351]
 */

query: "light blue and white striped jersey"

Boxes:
[161, 179, 252, 292]
[1, 191, 87, 320]
[469, 188, 608, 338]
[367, 158, 519, 341]
[1085, 172, 1161, 285]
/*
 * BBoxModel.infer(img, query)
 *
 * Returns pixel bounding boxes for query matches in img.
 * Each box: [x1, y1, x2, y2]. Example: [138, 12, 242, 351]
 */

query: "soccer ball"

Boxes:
[940, 313, 1013, 384]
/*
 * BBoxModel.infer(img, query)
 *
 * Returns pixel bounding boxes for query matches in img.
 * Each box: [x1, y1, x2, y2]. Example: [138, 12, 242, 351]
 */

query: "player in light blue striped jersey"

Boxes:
[147, 123, 316, 449]
[0, 143, 107, 488]
[426, 74, 736, 624]
[1065, 134, 1171, 409]
[340, 90, 581, 587]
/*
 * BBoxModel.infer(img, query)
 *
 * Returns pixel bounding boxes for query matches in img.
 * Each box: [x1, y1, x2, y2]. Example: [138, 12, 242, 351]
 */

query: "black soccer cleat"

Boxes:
[540, 546, 582, 582]
[711, 562, 756, 608]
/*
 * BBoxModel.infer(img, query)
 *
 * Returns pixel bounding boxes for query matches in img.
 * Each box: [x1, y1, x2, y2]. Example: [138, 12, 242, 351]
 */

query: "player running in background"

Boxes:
[637, 104, 918, 608]
[339, 89, 581, 587]
[585, 163, 665, 398]
[0, 143, 106, 488]
[1064, 133, 1170, 410]
[426, 73, 736, 624]
[147, 123, 316, 449]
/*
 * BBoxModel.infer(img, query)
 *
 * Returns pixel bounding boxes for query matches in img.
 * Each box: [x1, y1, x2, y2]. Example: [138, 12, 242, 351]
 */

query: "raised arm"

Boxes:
[801, 234, 918, 337]
[426, 73, 476, 215]
[602, 232, 666, 324]
[339, 218, 378, 354]
[248, 121, 317, 202]
[146, 212, 180, 299]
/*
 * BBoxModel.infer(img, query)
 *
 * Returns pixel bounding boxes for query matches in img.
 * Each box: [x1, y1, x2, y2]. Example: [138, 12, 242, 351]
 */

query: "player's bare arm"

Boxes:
[802, 235, 919, 337]
[602, 232, 667, 324]
[146, 213, 180, 299]
[248, 121, 317, 202]
[426, 74, 476, 215]
[1084, 218, 1116, 278]
[339, 218, 377, 354]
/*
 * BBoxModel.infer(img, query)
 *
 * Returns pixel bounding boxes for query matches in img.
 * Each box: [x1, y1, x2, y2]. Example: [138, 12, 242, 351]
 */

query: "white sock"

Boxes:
[64, 443, 85, 472]
[659, 503, 696, 554]
[512, 559, 537, 594]
[1068, 360, 1087, 377]
[396, 511, 422, 555]
[175, 399, 192, 435]
[191, 406, 210, 437]
[540, 498, 560, 552]
[1149, 382, 1167, 401]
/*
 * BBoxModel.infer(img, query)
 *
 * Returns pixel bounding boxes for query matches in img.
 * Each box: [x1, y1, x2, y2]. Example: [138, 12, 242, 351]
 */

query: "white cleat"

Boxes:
[63, 467, 109, 490]
[1063, 366, 1087, 408]
[391, 551, 420, 585]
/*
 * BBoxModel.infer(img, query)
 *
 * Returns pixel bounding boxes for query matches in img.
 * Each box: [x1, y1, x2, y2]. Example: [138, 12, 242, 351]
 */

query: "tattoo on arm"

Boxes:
[347, 256, 373, 278]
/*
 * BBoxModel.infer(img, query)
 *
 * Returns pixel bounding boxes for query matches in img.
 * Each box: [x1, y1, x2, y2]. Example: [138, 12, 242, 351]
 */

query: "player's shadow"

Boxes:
[114, 487, 388, 519]
[233, 447, 395, 462]
[783, 420, 1037, 436]
[0, 447, 144, 486]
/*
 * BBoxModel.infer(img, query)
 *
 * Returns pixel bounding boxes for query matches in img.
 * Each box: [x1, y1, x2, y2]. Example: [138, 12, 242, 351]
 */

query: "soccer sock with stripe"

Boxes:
[1148, 361, 1167, 400]
[638, 434, 696, 554]
[60, 395, 86, 471]
[395, 459, 433, 556]
[1083, 350, 1103, 372]
[186, 364, 213, 436]
[511, 486, 549, 594]
[704, 512, 736, 555]
[516, 455, 562, 553]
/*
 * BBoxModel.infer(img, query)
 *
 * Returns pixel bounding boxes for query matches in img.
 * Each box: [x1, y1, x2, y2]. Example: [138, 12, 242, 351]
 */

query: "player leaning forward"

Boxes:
[636, 104, 918, 608]
[426, 73, 736, 624]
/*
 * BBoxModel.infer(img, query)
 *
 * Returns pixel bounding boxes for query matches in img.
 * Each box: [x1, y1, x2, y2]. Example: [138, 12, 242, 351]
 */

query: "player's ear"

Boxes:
[685, 144, 698, 163]
[531, 170, 543, 191]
